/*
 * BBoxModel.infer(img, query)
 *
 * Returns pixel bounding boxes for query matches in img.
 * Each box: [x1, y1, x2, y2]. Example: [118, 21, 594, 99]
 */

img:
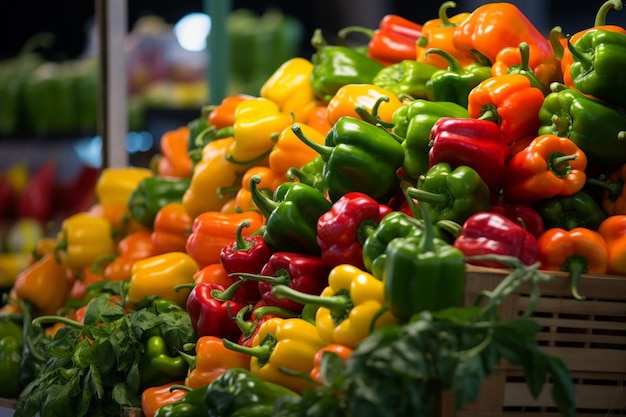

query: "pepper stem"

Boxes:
[548, 153, 577, 177]
[418, 201, 437, 253]
[594, 0, 623, 27]
[226, 146, 273, 166]
[231, 270, 292, 287]
[424, 48, 463, 73]
[271, 284, 351, 319]
[438, 1, 458, 27]
[222, 335, 274, 364]
[337, 26, 375, 41]
[233, 221, 252, 252]
[249, 175, 279, 219]
[32, 315, 86, 329]
[235, 304, 256, 336]
[586, 177, 624, 201]
[563, 255, 588, 301]
[566, 37, 592, 70]
[291, 123, 333, 160]
[405, 187, 449, 206]
[210, 278, 248, 301]
[549, 26, 565, 59]
[355, 96, 395, 129]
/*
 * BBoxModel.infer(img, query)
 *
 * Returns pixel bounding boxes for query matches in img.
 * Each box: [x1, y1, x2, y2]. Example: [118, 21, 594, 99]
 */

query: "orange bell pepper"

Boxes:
[100, 230, 156, 282]
[233, 166, 290, 212]
[88, 203, 148, 240]
[67, 265, 105, 302]
[269, 123, 325, 176]
[156, 126, 193, 179]
[193, 263, 232, 287]
[208, 94, 253, 130]
[185, 211, 265, 268]
[309, 343, 353, 384]
[141, 380, 187, 417]
[537, 227, 608, 300]
[326, 83, 403, 127]
[151, 202, 193, 255]
[184, 335, 251, 389]
[415, 1, 475, 69]
[598, 215, 626, 275]
[467, 73, 545, 144]
[587, 163, 626, 216]
[305, 105, 333, 136]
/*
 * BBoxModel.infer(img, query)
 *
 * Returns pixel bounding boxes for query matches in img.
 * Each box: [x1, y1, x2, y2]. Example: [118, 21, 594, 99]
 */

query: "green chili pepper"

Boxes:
[406, 162, 491, 225]
[139, 335, 189, 390]
[286, 154, 326, 193]
[292, 117, 404, 203]
[391, 99, 470, 179]
[250, 176, 332, 256]
[310, 29, 385, 103]
[154, 384, 210, 417]
[383, 201, 466, 322]
[373, 59, 439, 99]
[538, 82, 626, 166]
[127, 176, 191, 228]
[204, 368, 299, 417]
[536, 190, 607, 231]
[0, 317, 23, 398]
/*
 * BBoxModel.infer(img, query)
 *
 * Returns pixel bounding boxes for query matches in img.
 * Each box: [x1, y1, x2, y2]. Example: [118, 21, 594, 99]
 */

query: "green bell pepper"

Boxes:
[568, 29, 626, 109]
[372, 60, 439, 99]
[391, 99, 470, 179]
[537, 83, 626, 166]
[292, 117, 404, 203]
[0, 317, 24, 398]
[536, 190, 607, 231]
[424, 48, 493, 108]
[127, 176, 191, 228]
[250, 177, 332, 256]
[138, 335, 189, 390]
[382, 201, 465, 322]
[310, 29, 385, 103]
[406, 162, 491, 225]
[204, 368, 299, 417]
[154, 384, 209, 417]
[286, 154, 326, 193]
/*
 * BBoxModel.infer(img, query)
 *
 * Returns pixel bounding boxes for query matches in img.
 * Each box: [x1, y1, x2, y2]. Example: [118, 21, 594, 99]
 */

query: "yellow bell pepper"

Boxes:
[127, 251, 198, 307]
[233, 166, 290, 212]
[260, 57, 318, 123]
[222, 317, 327, 394]
[268, 122, 325, 176]
[326, 83, 404, 127]
[0, 252, 32, 287]
[4, 161, 29, 194]
[95, 167, 153, 206]
[227, 97, 293, 165]
[55, 212, 117, 271]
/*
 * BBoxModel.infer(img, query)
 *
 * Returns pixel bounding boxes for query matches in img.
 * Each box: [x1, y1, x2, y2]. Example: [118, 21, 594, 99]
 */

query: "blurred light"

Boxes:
[73, 136, 103, 168]
[126, 131, 154, 153]
[174, 12, 211, 51]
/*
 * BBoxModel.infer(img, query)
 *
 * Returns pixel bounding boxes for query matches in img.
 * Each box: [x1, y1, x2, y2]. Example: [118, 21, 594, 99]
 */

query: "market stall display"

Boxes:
[1, 1, 626, 416]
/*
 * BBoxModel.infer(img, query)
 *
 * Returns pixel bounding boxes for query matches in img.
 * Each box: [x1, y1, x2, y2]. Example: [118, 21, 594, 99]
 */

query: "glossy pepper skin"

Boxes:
[0, 318, 23, 398]
[204, 368, 299, 417]
[326, 84, 404, 127]
[222, 317, 327, 393]
[537, 83, 626, 166]
[588, 164, 626, 216]
[157, 126, 193, 179]
[102, 230, 156, 282]
[269, 122, 325, 177]
[391, 99, 469, 180]
[153, 384, 209, 417]
[309, 29, 385, 103]
[407, 162, 491, 225]
[372, 60, 439, 99]
[489, 200, 545, 238]
[286, 154, 326, 194]
[141, 380, 187, 417]
[317, 192, 393, 270]
[151, 203, 193, 255]
[250, 176, 332, 256]
[127, 176, 191, 228]
[235, 305, 299, 348]
[232, 166, 290, 214]
[292, 117, 404, 203]
[139, 335, 189, 390]
[454, 212, 539, 267]
[598, 215, 626, 275]
[502, 134, 588, 204]
[535, 191, 607, 231]
[95, 166, 153, 207]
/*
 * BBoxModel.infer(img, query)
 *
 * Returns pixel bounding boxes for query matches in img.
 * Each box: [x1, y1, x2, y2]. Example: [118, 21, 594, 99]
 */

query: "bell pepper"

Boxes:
[535, 191, 607, 231]
[326, 84, 404, 127]
[372, 60, 440, 99]
[219, 221, 273, 304]
[269, 122, 325, 176]
[185, 211, 264, 269]
[567, 30, 626, 109]
[541, 87, 626, 166]
[305, 105, 333, 136]
[139, 334, 189, 390]
[292, 116, 404, 203]
[467, 73, 545, 144]
[152, 384, 209, 417]
[250, 177, 332, 256]
[235, 305, 299, 348]
[0, 317, 24, 398]
[66, 265, 106, 307]
[489, 200, 545, 238]
[151, 202, 193, 255]
[127, 252, 198, 307]
[317, 191, 393, 269]
[598, 215, 626, 275]
[204, 368, 299, 416]
[537, 227, 608, 300]
[54, 212, 116, 271]
[502, 134, 588, 204]
[428, 116, 509, 192]
[95, 166, 153, 207]
[208, 94, 253, 131]
[222, 316, 327, 393]
[0, 252, 31, 288]
[286, 154, 326, 194]
[88, 202, 147, 240]
[588, 164, 626, 215]
[193, 263, 232, 287]
[100, 230, 156, 282]
[415, 1, 476, 69]
[156, 126, 193, 179]
[454, 211, 539, 267]
[185, 280, 247, 341]
[232, 166, 290, 213]
[391, 98, 470, 179]
[309, 343, 353, 384]
[182, 335, 250, 389]
[452, 1, 552, 64]
[15, 160, 56, 224]
[338, 14, 423, 66]
[406, 162, 491, 225]
[489, 41, 551, 96]
[259, 57, 317, 123]
[309, 29, 385, 103]
[271, 264, 399, 349]
[127, 176, 191, 229]
[383, 201, 465, 322]
[141, 380, 188, 417]
[423, 48, 492, 108]
[234, 251, 331, 314]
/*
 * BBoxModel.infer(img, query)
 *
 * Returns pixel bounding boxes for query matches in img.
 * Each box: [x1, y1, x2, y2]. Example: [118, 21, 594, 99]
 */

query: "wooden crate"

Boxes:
[441, 266, 626, 417]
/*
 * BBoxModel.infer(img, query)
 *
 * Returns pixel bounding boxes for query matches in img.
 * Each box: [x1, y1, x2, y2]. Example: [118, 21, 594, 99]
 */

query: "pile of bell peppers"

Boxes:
[1, 1, 626, 416]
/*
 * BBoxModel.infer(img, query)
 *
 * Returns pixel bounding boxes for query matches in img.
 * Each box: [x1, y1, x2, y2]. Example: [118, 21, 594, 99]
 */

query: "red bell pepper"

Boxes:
[219, 221, 274, 304]
[454, 211, 539, 267]
[235, 304, 299, 347]
[428, 117, 509, 193]
[489, 200, 545, 239]
[502, 134, 588, 204]
[185, 280, 248, 341]
[316, 192, 392, 269]
[234, 252, 331, 313]
[15, 160, 56, 224]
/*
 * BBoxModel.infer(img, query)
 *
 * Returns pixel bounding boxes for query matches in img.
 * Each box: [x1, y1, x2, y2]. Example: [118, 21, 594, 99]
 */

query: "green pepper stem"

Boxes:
[210, 278, 248, 301]
[354, 97, 395, 130]
[311, 28, 328, 50]
[587, 177, 624, 201]
[230, 270, 291, 287]
[168, 384, 193, 393]
[253, 305, 299, 320]
[564, 255, 587, 301]
[479, 104, 501, 126]
[174, 283, 196, 292]
[566, 37, 592, 70]
[233, 221, 252, 252]
[549, 153, 577, 177]
[595, 0, 623, 27]
[226, 146, 273, 166]
[549, 26, 565, 59]
[90, 254, 116, 274]
[358, 221, 379, 246]
[436, 219, 462, 239]
[337, 26, 375, 41]
[417, 201, 436, 253]
[32, 315, 86, 329]
[291, 123, 333, 160]
[438, 1, 457, 27]
[235, 304, 255, 335]
[177, 350, 197, 368]
[222, 336, 273, 363]
[405, 187, 448, 206]
[249, 175, 279, 219]
[424, 48, 463, 73]
[271, 284, 351, 317]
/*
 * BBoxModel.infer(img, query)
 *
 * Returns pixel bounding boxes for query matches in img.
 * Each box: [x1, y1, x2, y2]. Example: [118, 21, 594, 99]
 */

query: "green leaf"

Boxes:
[452, 354, 485, 409]
[546, 355, 576, 417]
[83, 293, 124, 325]
[319, 351, 346, 385]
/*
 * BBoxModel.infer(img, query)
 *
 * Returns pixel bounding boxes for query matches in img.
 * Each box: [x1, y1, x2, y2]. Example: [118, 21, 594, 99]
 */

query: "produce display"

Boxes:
[2, 1, 626, 416]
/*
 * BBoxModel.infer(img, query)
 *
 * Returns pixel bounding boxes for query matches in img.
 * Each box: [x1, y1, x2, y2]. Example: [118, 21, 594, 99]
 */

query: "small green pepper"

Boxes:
[286, 154, 326, 193]
[127, 176, 191, 228]
[154, 384, 210, 417]
[373, 60, 440, 99]
[0, 317, 24, 398]
[139, 335, 189, 390]
[536, 190, 607, 231]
